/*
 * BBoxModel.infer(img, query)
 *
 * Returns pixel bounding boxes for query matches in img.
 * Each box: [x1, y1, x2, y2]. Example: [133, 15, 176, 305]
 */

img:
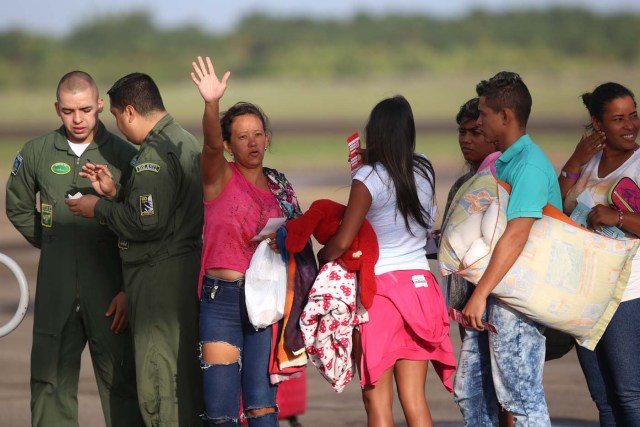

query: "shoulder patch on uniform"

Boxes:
[135, 162, 161, 174]
[11, 153, 23, 176]
[139, 194, 155, 216]
[130, 155, 139, 167]
[51, 162, 71, 175]
[41, 204, 53, 227]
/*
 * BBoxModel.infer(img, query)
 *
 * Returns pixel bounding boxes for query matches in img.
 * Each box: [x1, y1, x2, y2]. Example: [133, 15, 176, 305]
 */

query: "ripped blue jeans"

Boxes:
[489, 297, 550, 426]
[455, 296, 550, 427]
[454, 326, 499, 426]
[199, 276, 278, 427]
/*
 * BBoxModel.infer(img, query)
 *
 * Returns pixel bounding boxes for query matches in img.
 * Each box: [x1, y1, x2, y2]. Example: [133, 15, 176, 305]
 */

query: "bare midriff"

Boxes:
[205, 268, 245, 281]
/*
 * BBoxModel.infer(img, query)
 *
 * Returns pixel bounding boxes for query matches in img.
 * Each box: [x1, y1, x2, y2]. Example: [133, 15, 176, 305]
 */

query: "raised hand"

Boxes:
[190, 56, 231, 103]
[79, 162, 116, 199]
[571, 131, 606, 166]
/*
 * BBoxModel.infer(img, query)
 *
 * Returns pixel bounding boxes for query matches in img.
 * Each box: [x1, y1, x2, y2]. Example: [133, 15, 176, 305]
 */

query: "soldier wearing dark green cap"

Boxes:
[66, 72, 204, 427]
[6, 71, 143, 427]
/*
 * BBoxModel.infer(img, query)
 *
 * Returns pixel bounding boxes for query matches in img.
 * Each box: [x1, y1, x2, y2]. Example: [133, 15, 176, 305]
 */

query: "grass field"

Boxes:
[0, 71, 596, 225]
[0, 66, 637, 129]
[1, 131, 577, 176]
[0, 130, 577, 231]
[0, 67, 630, 180]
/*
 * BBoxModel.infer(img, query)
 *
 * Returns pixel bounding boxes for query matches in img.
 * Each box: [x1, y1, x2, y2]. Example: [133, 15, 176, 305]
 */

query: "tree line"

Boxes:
[0, 7, 637, 88]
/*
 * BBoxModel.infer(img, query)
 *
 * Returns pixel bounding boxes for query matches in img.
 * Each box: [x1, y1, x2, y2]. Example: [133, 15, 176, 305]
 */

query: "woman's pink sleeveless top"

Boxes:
[199, 163, 282, 293]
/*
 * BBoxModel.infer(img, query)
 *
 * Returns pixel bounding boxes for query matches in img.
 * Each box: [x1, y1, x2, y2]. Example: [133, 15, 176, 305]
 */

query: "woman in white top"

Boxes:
[318, 95, 456, 427]
[560, 82, 640, 426]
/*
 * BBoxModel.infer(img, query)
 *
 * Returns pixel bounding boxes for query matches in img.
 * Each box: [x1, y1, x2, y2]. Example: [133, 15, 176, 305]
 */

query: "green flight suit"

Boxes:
[5, 122, 144, 427]
[94, 114, 204, 427]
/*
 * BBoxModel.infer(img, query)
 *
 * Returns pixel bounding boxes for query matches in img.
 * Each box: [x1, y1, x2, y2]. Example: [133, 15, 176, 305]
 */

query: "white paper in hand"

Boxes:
[251, 217, 286, 241]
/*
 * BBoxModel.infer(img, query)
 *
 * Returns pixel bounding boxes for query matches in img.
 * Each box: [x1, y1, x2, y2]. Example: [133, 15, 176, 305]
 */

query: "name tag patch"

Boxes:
[11, 153, 23, 176]
[135, 162, 161, 173]
[412, 274, 429, 288]
[41, 203, 53, 227]
[140, 194, 155, 216]
[51, 162, 71, 175]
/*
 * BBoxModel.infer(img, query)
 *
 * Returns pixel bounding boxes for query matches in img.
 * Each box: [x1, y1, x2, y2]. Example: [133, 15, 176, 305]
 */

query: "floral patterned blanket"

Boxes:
[300, 261, 368, 393]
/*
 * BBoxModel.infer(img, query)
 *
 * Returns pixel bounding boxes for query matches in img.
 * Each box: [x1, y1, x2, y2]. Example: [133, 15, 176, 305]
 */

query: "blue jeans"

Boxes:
[456, 296, 550, 426]
[489, 297, 550, 426]
[576, 346, 615, 427]
[453, 326, 500, 426]
[577, 298, 640, 426]
[199, 276, 278, 427]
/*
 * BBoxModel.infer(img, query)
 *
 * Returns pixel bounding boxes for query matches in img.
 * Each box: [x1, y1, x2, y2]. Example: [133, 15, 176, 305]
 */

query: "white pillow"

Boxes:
[481, 200, 500, 245]
[448, 212, 483, 258]
[462, 237, 490, 268]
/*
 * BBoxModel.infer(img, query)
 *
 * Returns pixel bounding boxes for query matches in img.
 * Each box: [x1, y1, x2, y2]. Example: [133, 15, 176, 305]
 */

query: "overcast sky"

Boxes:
[4, 0, 640, 36]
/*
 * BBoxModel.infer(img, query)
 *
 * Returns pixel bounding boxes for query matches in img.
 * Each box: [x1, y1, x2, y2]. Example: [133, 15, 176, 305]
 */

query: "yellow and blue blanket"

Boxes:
[438, 170, 639, 350]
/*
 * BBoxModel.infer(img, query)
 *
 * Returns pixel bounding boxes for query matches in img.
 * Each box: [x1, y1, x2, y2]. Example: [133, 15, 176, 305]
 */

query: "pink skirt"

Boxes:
[358, 269, 456, 391]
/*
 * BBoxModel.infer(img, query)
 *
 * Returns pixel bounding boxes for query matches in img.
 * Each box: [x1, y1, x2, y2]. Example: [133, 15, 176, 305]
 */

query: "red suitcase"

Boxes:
[277, 372, 307, 425]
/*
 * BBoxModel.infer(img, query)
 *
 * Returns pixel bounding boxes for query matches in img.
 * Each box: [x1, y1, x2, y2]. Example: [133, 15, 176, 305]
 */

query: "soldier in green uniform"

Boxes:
[66, 72, 204, 427]
[5, 71, 143, 427]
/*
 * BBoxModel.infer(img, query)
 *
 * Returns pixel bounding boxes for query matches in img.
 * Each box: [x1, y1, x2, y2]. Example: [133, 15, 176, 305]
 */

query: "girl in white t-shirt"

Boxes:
[560, 82, 640, 426]
[318, 95, 456, 426]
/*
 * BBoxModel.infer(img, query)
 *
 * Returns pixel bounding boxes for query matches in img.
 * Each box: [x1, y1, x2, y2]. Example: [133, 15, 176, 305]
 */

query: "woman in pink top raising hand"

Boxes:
[191, 56, 304, 427]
